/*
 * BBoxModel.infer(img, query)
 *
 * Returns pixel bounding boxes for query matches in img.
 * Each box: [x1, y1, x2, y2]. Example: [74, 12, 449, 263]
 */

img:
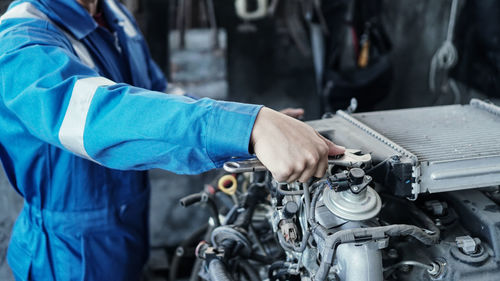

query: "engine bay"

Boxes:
[178, 99, 500, 281]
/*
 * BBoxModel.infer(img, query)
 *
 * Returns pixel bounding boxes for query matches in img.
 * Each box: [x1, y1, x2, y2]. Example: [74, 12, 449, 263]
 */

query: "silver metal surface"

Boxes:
[336, 242, 384, 281]
[456, 236, 480, 255]
[225, 149, 371, 174]
[349, 99, 500, 194]
[328, 148, 372, 168]
[336, 110, 418, 164]
[223, 158, 267, 173]
[323, 186, 382, 221]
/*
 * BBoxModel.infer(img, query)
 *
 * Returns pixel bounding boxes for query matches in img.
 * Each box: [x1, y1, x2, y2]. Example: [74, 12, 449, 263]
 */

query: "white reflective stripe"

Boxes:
[0, 2, 96, 69]
[0, 2, 50, 24]
[59, 77, 115, 160]
[106, 0, 138, 38]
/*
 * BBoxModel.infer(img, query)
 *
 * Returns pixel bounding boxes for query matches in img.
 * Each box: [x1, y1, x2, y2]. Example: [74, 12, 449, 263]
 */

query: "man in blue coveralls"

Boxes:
[0, 0, 345, 280]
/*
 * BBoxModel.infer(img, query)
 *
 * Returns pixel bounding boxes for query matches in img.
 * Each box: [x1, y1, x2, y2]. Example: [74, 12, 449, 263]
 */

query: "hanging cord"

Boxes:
[429, 0, 460, 103]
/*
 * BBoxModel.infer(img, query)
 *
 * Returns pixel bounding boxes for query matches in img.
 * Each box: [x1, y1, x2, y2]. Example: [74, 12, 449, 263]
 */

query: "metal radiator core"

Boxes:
[353, 101, 500, 163]
[309, 99, 500, 197]
[348, 99, 500, 195]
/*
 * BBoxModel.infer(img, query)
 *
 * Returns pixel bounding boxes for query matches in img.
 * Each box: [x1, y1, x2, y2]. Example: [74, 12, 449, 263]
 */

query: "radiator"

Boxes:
[309, 99, 500, 199]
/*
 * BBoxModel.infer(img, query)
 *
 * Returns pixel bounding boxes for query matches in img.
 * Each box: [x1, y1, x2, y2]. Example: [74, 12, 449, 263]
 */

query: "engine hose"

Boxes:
[274, 269, 291, 280]
[239, 261, 261, 281]
[309, 186, 329, 240]
[249, 253, 274, 264]
[268, 261, 288, 280]
[169, 223, 209, 281]
[234, 183, 268, 228]
[312, 224, 439, 281]
[304, 182, 311, 223]
[309, 183, 325, 222]
[381, 193, 441, 239]
[208, 259, 234, 281]
[180, 193, 221, 226]
[233, 206, 255, 228]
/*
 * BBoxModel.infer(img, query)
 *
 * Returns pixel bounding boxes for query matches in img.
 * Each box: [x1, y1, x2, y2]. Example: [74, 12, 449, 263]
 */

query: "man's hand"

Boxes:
[251, 107, 345, 183]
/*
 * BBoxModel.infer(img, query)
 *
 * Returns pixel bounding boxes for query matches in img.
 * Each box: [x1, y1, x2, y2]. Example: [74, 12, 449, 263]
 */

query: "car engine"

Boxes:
[179, 99, 500, 281]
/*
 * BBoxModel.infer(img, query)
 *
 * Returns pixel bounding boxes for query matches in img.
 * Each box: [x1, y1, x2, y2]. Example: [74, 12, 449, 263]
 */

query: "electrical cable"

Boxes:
[365, 156, 394, 174]
[380, 193, 441, 239]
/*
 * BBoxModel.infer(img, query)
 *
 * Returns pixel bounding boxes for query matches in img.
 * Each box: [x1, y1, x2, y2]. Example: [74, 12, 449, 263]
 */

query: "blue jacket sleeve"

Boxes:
[0, 20, 262, 174]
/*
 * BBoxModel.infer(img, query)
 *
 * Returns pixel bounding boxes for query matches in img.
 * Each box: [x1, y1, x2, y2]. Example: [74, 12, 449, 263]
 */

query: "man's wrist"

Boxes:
[249, 107, 270, 154]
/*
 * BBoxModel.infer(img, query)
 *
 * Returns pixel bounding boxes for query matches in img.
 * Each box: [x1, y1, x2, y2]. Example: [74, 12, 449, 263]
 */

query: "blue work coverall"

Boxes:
[0, 0, 261, 280]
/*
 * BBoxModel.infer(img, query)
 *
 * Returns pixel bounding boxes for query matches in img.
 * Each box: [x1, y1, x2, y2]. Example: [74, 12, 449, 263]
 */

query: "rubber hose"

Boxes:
[268, 261, 287, 280]
[239, 261, 261, 281]
[180, 193, 203, 207]
[208, 259, 234, 281]
[180, 193, 221, 226]
[234, 183, 266, 228]
[381, 193, 441, 240]
[250, 253, 274, 264]
[169, 224, 209, 281]
[274, 269, 291, 280]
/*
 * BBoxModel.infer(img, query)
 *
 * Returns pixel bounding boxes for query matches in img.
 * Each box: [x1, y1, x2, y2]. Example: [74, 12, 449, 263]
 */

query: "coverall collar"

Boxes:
[38, 0, 98, 40]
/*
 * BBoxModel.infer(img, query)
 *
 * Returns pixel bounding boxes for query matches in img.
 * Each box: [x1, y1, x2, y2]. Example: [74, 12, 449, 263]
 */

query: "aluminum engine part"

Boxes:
[323, 186, 382, 221]
[335, 242, 384, 281]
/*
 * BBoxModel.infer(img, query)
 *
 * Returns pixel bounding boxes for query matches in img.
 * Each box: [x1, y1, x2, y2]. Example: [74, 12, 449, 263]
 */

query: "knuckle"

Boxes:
[281, 166, 294, 178]
[288, 177, 299, 184]
[305, 151, 319, 163]
[295, 161, 306, 172]
[274, 175, 287, 183]
[316, 167, 327, 177]
[273, 171, 287, 182]
[272, 165, 294, 182]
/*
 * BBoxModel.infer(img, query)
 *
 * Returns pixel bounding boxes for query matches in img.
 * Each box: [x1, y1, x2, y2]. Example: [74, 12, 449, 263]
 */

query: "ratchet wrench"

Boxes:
[223, 149, 371, 173]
